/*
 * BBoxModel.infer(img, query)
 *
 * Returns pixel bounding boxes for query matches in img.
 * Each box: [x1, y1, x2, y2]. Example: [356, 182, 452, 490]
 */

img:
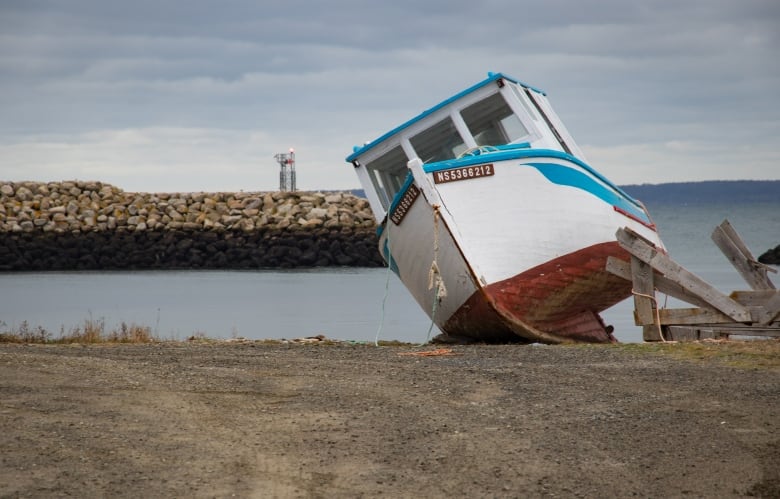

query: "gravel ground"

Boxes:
[1, 341, 778, 498]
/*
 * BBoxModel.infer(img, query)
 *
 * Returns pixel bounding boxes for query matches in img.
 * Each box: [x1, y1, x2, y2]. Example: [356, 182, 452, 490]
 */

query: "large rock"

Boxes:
[758, 244, 780, 265]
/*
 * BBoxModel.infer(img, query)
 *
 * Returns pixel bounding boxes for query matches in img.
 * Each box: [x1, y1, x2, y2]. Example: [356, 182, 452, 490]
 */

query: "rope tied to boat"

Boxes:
[631, 289, 667, 342]
[375, 216, 393, 346]
[426, 206, 447, 342]
[428, 205, 448, 300]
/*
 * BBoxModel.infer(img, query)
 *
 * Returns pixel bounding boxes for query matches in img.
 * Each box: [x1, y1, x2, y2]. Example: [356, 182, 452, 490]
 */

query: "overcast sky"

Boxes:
[1, 0, 778, 193]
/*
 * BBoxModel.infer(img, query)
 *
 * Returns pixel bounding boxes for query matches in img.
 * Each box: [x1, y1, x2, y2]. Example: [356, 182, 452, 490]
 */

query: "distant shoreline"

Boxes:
[619, 180, 780, 205]
[349, 179, 780, 205]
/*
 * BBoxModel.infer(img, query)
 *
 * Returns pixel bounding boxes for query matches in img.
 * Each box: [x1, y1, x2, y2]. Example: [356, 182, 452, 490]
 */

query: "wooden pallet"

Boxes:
[607, 220, 779, 341]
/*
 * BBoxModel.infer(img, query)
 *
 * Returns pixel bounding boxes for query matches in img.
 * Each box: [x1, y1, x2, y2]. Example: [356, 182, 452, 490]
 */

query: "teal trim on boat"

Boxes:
[423, 147, 645, 212]
[522, 162, 650, 224]
[346, 72, 545, 163]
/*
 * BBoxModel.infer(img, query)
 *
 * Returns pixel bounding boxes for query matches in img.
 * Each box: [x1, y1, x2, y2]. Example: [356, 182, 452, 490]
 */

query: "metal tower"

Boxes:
[274, 148, 296, 192]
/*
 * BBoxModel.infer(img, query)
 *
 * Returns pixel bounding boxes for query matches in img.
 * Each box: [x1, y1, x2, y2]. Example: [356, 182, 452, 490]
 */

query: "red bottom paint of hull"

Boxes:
[441, 242, 632, 343]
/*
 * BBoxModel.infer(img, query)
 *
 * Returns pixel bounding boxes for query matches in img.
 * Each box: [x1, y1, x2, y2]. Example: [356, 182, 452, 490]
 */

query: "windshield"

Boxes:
[409, 117, 467, 163]
[461, 92, 529, 146]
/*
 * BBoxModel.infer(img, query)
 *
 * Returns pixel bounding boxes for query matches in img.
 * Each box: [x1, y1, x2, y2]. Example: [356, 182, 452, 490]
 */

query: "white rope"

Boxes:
[631, 288, 667, 342]
[376, 205, 448, 345]
[425, 286, 439, 343]
[428, 206, 447, 298]
[426, 206, 447, 343]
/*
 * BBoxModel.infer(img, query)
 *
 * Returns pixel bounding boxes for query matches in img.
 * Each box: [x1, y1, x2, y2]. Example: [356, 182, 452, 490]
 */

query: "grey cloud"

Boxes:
[0, 0, 777, 189]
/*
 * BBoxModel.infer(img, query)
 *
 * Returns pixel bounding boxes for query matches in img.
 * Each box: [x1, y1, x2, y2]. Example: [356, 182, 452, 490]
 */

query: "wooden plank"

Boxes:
[728, 290, 780, 324]
[730, 290, 779, 307]
[717, 220, 755, 264]
[642, 324, 664, 342]
[725, 329, 780, 337]
[711, 222, 776, 290]
[704, 323, 780, 332]
[657, 307, 735, 325]
[630, 256, 656, 326]
[605, 256, 631, 280]
[665, 326, 719, 341]
[606, 257, 715, 310]
[716, 220, 777, 275]
[616, 228, 752, 322]
[670, 325, 780, 339]
[758, 292, 780, 325]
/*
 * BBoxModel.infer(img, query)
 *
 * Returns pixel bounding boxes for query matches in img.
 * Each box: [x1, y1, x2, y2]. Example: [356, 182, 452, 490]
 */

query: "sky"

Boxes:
[1, 0, 778, 193]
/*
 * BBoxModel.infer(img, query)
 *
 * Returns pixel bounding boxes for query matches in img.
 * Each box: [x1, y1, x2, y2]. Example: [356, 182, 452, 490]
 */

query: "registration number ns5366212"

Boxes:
[390, 183, 420, 225]
[432, 164, 494, 184]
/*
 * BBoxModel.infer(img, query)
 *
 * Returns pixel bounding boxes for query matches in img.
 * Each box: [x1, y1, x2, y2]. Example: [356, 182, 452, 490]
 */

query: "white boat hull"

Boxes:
[380, 153, 663, 343]
[347, 72, 665, 343]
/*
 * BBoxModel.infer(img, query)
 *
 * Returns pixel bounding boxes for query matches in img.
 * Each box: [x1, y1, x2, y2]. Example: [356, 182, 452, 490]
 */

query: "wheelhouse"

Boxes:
[347, 72, 585, 221]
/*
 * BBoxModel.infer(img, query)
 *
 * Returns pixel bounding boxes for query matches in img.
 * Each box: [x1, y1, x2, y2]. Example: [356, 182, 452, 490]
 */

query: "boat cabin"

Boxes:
[347, 72, 586, 221]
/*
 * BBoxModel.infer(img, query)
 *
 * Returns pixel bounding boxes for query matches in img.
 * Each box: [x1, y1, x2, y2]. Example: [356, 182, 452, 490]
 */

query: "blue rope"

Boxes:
[375, 222, 392, 346]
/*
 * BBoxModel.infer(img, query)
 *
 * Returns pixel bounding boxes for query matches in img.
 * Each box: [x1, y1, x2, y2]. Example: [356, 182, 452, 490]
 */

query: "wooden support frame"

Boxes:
[608, 221, 780, 342]
[606, 257, 715, 310]
[711, 220, 776, 291]
[757, 292, 780, 325]
[615, 227, 752, 322]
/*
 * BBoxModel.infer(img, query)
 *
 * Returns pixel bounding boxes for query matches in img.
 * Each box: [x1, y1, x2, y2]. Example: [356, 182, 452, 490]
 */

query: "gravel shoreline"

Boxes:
[1, 342, 778, 498]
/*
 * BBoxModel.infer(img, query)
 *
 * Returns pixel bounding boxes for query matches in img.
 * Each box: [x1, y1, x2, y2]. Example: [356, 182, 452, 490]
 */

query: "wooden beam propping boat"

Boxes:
[607, 221, 780, 341]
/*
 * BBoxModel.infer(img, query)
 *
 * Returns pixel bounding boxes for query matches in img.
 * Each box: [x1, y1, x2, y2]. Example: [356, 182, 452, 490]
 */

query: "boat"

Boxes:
[346, 72, 664, 344]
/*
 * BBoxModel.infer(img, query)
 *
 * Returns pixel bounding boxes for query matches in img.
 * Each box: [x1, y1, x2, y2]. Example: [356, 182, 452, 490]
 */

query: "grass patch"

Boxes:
[0, 319, 156, 344]
[0, 321, 50, 344]
[610, 339, 780, 370]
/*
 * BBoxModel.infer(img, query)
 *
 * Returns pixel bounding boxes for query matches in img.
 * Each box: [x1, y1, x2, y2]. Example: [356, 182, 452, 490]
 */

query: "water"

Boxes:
[0, 268, 432, 344]
[1, 201, 778, 343]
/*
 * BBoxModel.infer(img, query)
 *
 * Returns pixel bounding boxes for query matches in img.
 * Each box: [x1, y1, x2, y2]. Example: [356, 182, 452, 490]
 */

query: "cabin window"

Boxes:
[509, 83, 541, 122]
[409, 117, 467, 163]
[365, 145, 409, 209]
[460, 92, 529, 146]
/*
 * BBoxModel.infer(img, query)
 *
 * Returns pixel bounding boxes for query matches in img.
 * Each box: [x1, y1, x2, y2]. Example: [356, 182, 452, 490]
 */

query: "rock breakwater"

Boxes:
[0, 181, 383, 270]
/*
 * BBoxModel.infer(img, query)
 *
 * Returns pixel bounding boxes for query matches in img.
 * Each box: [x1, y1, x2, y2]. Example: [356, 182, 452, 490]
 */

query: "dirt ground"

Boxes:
[1, 341, 778, 498]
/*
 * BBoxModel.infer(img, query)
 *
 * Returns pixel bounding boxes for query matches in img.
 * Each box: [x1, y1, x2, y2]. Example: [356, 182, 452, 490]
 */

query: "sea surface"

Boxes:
[1, 201, 778, 344]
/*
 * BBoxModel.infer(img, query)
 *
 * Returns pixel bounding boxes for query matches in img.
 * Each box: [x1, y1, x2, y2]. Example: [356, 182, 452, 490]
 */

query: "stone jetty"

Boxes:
[0, 181, 384, 270]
